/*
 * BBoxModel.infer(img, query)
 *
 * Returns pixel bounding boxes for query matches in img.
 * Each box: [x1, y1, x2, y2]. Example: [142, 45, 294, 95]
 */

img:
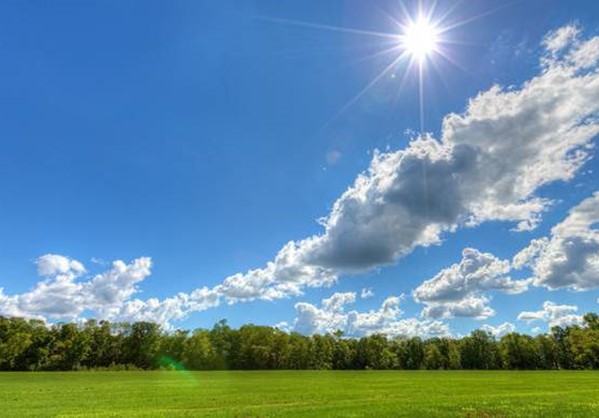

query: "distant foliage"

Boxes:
[2, 315, 599, 371]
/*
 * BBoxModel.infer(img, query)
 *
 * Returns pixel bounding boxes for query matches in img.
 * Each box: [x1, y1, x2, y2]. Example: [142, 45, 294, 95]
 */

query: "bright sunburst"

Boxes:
[400, 17, 439, 62]
[263, 2, 480, 132]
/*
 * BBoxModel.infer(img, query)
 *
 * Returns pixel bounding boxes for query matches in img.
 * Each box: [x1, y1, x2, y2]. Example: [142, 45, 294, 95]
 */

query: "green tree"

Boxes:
[124, 322, 162, 369]
[209, 319, 234, 369]
[424, 342, 444, 370]
[499, 333, 539, 370]
[309, 334, 334, 369]
[183, 329, 217, 370]
[460, 330, 499, 369]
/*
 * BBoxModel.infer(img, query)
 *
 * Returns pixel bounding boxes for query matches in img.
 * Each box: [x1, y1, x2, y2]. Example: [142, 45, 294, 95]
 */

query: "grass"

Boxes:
[1, 370, 599, 417]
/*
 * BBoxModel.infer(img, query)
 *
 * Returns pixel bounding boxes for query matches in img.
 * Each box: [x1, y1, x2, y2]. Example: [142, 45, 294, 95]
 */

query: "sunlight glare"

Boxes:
[401, 17, 439, 62]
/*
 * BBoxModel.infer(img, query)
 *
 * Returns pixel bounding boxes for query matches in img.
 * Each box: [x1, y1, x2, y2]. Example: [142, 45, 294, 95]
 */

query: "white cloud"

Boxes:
[36, 254, 85, 281]
[360, 288, 374, 299]
[0, 256, 153, 320]
[542, 24, 580, 55]
[274, 321, 291, 332]
[115, 287, 222, 329]
[2, 25, 599, 327]
[513, 193, 599, 290]
[17, 275, 86, 319]
[518, 301, 584, 329]
[542, 24, 599, 71]
[415, 191, 599, 323]
[420, 295, 495, 320]
[512, 238, 548, 270]
[210, 24, 599, 301]
[381, 317, 450, 339]
[481, 322, 516, 338]
[291, 292, 448, 338]
[7, 254, 88, 319]
[321, 291, 357, 312]
[85, 257, 153, 316]
[530, 326, 543, 335]
[413, 248, 528, 320]
[0, 288, 25, 318]
[0, 255, 222, 328]
[215, 241, 337, 304]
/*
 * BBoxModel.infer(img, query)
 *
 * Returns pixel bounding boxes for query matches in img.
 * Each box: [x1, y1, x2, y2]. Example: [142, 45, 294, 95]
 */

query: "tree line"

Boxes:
[1, 313, 599, 371]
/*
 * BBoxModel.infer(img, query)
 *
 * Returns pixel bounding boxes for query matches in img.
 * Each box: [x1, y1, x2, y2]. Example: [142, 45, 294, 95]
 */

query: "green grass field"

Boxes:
[1, 371, 599, 417]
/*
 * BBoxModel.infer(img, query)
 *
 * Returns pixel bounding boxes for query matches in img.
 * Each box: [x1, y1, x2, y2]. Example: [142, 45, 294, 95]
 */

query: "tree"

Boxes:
[47, 323, 90, 370]
[535, 334, 557, 370]
[183, 329, 217, 370]
[551, 326, 574, 369]
[499, 333, 539, 370]
[209, 319, 234, 369]
[3, 313, 599, 371]
[460, 330, 499, 370]
[360, 334, 396, 370]
[286, 333, 311, 369]
[124, 322, 162, 369]
[159, 329, 188, 369]
[309, 334, 334, 369]
[584, 313, 599, 330]
[404, 337, 425, 370]
[332, 337, 354, 370]
[424, 342, 444, 370]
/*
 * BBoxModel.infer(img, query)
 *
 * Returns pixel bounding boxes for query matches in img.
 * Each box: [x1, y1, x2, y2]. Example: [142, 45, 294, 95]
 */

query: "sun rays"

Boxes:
[399, 15, 440, 63]
[260, 2, 490, 134]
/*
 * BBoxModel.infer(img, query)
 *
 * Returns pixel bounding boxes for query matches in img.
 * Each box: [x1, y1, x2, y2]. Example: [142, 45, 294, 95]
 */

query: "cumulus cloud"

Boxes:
[480, 322, 516, 338]
[0, 256, 153, 320]
[542, 25, 580, 56]
[291, 292, 449, 338]
[413, 248, 528, 319]
[420, 295, 495, 321]
[413, 191, 599, 323]
[0, 255, 223, 328]
[512, 193, 599, 290]
[2, 24, 599, 326]
[0, 289, 26, 319]
[117, 287, 220, 326]
[360, 288, 374, 299]
[518, 301, 584, 329]
[86, 258, 153, 315]
[36, 254, 86, 280]
[210, 23, 599, 302]
[215, 241, 337, 303]
[6, 254, 88, 319]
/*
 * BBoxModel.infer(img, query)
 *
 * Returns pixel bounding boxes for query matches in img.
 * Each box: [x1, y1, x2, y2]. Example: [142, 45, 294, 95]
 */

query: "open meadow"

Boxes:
[1, 370, 599, 417]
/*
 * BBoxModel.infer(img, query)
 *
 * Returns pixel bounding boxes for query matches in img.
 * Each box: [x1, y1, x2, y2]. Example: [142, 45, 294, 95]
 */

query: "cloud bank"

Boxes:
[211, 23, 599, 306]
[290, 292, 449, 338]
[2, 25, 599, 329]
[0, 255, 219, 325]
[411, 191, 599, 321]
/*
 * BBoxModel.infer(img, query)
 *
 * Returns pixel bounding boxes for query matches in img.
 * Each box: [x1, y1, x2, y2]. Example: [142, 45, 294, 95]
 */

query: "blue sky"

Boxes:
[1, 0, 599, 337]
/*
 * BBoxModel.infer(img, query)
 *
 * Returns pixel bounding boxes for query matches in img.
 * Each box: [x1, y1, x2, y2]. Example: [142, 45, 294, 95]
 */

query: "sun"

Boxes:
[265, 4, 466, 131]
[400, 17, 439, 62]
